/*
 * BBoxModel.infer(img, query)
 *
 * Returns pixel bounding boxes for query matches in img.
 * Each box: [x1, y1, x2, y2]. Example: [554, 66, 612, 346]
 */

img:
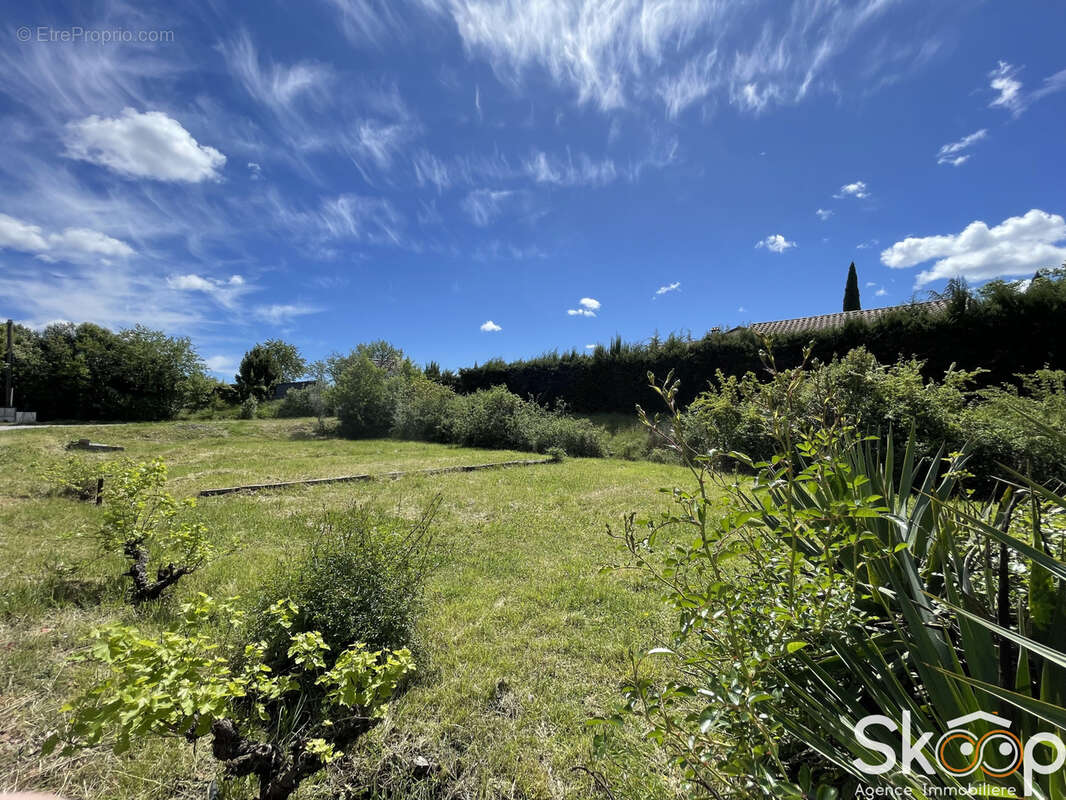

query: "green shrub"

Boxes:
[450, 385, 608, 456]
[276, 384, 332, 418]
[255, 499, 439, 662]
[239, 395, 258, 419]
[40, 454, 110, 500]
[390, 374, 461, 442]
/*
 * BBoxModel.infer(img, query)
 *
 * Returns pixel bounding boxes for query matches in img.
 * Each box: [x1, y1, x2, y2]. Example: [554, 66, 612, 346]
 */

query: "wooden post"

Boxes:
[95, 477, 105, 505]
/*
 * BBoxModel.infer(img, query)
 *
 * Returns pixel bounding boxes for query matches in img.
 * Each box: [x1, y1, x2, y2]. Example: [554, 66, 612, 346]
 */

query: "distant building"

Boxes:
[271, 380, 316, 400]
[735, 299, 947, 337]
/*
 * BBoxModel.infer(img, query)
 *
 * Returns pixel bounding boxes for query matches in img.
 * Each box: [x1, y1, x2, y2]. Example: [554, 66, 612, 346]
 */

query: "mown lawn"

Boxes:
[0, 418, 700, 800]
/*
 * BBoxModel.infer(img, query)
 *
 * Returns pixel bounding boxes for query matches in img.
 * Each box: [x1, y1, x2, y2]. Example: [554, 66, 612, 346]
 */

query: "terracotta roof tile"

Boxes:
[745, 299, 948, 337]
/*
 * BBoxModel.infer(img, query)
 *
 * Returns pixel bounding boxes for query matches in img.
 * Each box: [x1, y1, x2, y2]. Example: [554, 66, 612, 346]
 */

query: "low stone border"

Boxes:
[198, 457, 556, 497]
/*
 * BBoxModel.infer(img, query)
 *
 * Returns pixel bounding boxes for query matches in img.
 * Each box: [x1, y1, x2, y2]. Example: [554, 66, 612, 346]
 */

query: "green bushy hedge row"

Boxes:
[678, 346, 1066, 484]
[329, 344, 609, 457]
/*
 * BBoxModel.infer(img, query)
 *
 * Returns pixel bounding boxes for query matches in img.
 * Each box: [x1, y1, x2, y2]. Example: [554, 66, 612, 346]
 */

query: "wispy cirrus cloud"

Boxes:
[936, 129, 987, 166]
[816, 208, 834, 221]
[167, 273, 252, 309]
[987, 60, 1066, 117]
[881, 208, 1066, 286]
[461, 188, 514, 226]
[253, 303, 322, 324]
[400, 0, 921, 117]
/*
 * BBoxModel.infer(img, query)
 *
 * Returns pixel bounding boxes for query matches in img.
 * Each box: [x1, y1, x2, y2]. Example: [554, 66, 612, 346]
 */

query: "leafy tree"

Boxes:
[331, 353, 392, 437]
[261, 339, 307, 382]
[842, 261, 861, 311]
[235, 340, 307, 400]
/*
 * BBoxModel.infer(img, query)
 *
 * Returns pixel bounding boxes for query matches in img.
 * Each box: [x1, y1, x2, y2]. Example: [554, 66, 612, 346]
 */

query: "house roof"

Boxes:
[743, 299, 948, 337]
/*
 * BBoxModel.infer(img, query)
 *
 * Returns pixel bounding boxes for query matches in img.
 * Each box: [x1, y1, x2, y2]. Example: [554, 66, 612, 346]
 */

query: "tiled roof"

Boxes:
[744, 299, 948, 337]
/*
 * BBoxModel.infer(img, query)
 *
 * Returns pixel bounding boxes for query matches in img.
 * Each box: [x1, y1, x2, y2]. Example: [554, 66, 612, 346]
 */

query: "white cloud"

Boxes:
[0, 213, 49, 252]
[413, 0, 904, 115]
[756, 234, 796, 253]
[480, 319, 502, 332]
[461, 188, 514, 226]
[880, 208, 1066, 286]
[269, 191, 405, 247]
[248, 162, 263, 179]
[816, 208, 834, 221]
[0, 213, 134, 260]
[567, 298, 599, 317]
[834, 181, 869, 199]
[64, 109, 226, 182]
[253, 303, 321, 324]
[737, 306, 747, 313]
[204, 354, 239, 375]
[222, 31, 333, 114]
[654, 281, 681, 298]
[657, 52, 718, 118]
[937, 129, 987, 166]
[875, 287, 887, 296]
[347, 119, 419, 170]
[523, 150, 617, 187]
[585, 343, 596, 349]
[167, 273, 251, 309]
[986, 61, 1066, 117]
[988, 61, 1024, 115]
[856, 239, 879, 250]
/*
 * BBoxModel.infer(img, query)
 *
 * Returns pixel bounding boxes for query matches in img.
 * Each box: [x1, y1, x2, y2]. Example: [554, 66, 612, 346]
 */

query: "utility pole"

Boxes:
[5, 319, 12, 408]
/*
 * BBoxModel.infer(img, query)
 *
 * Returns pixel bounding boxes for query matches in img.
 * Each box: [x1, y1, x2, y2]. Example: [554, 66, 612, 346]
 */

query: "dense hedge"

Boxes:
[456, 272, 1066, 412]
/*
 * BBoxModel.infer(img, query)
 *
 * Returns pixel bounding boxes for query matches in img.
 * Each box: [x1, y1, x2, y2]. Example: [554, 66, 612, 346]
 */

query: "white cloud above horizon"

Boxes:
[64, 109, 226, 182]
[816, 208, 834, 220]
[0, 212, 134, 260]
[756, 234, 796, 253]
[480, 319, 502, 331]
[881, 208, 1066, 286]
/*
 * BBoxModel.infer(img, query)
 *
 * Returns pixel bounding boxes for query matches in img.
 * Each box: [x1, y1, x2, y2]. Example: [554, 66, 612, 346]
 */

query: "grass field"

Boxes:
[0, 418, 699, 800]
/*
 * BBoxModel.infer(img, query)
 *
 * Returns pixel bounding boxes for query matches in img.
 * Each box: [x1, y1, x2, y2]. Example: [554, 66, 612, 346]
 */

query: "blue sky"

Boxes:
[1, 1, 1065, 376]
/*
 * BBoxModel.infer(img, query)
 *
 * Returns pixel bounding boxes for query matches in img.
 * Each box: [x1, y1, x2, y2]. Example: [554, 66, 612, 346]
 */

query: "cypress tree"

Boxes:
[843, 262, 861, 312]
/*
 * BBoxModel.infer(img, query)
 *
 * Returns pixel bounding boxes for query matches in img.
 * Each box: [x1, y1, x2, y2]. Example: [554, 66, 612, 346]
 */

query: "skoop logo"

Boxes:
[853, 711, 1066, 796]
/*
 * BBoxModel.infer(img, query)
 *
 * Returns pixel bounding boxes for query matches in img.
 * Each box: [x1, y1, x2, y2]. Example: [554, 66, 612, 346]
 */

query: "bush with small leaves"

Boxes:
[97, 458, 212, 604]
[40, 455, 110, 501]
[45, 593, 413, 800]
[255, 498, 439, 661]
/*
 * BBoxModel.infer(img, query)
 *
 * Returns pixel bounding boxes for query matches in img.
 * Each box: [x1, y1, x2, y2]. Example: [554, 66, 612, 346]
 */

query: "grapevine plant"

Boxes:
[45, 593, 414, 800]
